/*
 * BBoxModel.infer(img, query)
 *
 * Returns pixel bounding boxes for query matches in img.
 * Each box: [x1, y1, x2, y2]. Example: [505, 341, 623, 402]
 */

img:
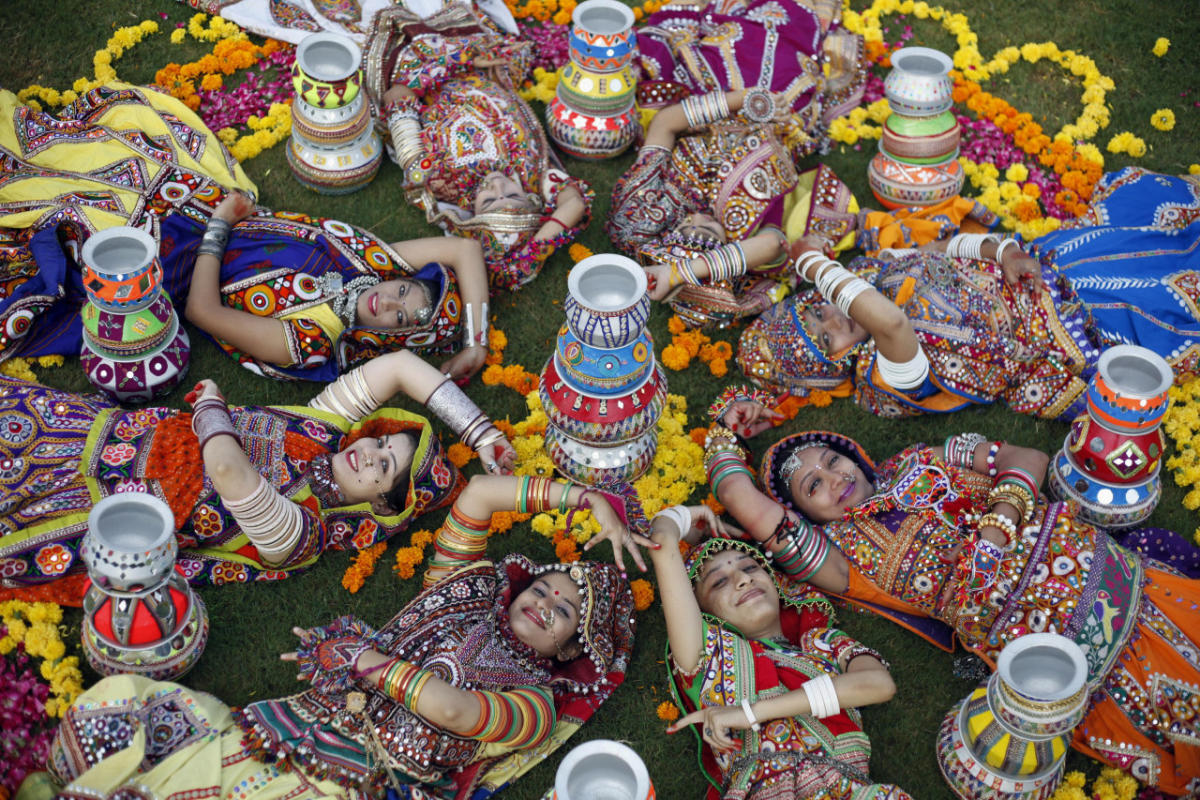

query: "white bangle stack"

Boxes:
[875, 347, 930, 391]
[799, 253, 873, 316]
[654, 505, 692, 538]
[802, 673, 840, 719]
[945, 233, 1001, 260]
[994, 238, 1022, 265]
[387, 105, 423, 168]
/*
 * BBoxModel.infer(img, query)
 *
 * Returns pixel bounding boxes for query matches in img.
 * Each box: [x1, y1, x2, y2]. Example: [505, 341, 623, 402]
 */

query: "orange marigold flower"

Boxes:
[632, 7, 644, 20]
[447, 442, 475, 467]
[656, 701, 680, 722]
[709, 358, 728, 377]
[183, 95, 202, 111]
[1022, 182, 1041, 199]
[667, 315, 687, 335]
[678, 540, 692, 556]
[410, 529, 435, 548]
[631, 578, 655, 611]
[482, 364, 504, 385]
[712, 341, 733, 359]
[1013, 200, 1041, 222]
[555, 538, 580, 562]
[689, 427, 708, 446]
[200, 74, 223, 91]
[568, 243, 593, 262]
[495, 418, 516, 437]
[808, 388, 833, 408]
[676, 330, 706, 358]
[662, 344, 692, 371]
[343, 542, 388, 592]
[773, 394, 805, 420]
[514, 372, 538, 395]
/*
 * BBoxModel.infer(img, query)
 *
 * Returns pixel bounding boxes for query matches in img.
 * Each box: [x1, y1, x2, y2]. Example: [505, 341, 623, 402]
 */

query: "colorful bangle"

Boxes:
[985, 441, 1002, 477]
[707, 385, 774, 423]
[977, 511, 1018, 547]
[944, 432, 987, 470]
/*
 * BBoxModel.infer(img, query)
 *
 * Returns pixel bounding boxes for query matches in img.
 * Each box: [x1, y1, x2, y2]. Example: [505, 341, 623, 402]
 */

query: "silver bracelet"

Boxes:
[192, 396, 239, 451]
[198, 217, 232, 260]
[425, 379, 487, 441]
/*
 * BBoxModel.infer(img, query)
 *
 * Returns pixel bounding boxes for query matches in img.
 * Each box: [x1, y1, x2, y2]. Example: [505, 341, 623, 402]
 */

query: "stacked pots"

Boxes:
[540, 255, 666, 485]
[81, 494, 209, 680]
[288, 32, 383, 194]
[868, 47, 964, 209]
[1049, 345, 1173, 528]
[937, 634, 1089, 800]
[547, 0, 639, 160]
[79, 226, 190, 403]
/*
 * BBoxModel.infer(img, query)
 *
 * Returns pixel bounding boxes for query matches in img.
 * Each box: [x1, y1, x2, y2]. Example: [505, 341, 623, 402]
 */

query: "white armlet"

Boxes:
[875, 346, 930, 390]
[222, 475, 307, 566]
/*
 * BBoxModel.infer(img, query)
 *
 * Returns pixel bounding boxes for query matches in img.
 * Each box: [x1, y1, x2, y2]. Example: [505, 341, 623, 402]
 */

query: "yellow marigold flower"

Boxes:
[1150, 108, 1175, 132]
[656, 701, 680, 721]
[1152, 37, 1169, 57]
[1190, 164, 1200, 175]
[631, 578, 655, 611]
[1004, 163, 1029, 183]
[1126, 137, 1147, 158]
[0, 636, 15, 655]
[999, 182, 1021, 202]
[1063, 771, 1086, 789]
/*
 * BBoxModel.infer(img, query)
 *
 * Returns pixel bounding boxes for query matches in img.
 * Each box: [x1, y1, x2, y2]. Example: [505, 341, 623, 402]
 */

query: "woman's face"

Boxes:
[802, 301, 870, 356]
[356, 279, 432, 329]
[474, 171, 537, 215]
[694, 550, 781, 639]
[508, 572, 584, 659]
[673, 212, 727, 245]
[332, 434, 416, 513]
[786, 445, 874, 522]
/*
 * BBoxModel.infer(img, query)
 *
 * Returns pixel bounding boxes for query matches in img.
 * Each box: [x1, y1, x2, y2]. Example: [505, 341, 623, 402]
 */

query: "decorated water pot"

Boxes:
[545, 426, 658, 485]
[540, 358, 667, 445]
[552, 739, 655, 800]
[1049, 345, 1172, 528]
[554, 325, 654, 396]
[563, 254, 650, 348]
[557, 62, 637, 117]
[883, 46, 954, 117]
[937, 634, 1088, 800]
[81, 292, 177, 358]
[291, 32, 363, 108]
[80, 226, 161, 313]
[81, 494, 209, 680]
[291, 92, 372, 147]
[867, 151, 963, 209]
[80, 320, 190, 404]
[881, 110, 960, 164]
[569, 0, 637, 72]
[546, 96, 640, 159]
[286, 131, 383, 194]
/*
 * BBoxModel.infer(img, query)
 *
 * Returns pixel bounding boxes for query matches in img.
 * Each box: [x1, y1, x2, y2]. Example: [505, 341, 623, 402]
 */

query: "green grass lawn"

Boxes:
[2, 0, 1199, 796]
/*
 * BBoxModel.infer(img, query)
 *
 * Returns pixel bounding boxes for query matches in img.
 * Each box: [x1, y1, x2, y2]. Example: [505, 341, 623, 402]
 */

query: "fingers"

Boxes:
[611, 539, 626, 576]
[626, 538, 649, 573]
[666, 709, 705, 733]
[280, 652, 298, 661]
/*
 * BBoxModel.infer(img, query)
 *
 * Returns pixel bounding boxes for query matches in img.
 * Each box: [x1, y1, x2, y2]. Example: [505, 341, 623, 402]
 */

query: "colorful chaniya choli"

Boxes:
[671, 620, 912, 800]
[636, 0, 866, 149]
[0, 376, 458, 588]
[810, 443, 1200, 794]
[158, 209, 463, 382]
[365, 5, 593, 290]
[0, 84, 256, 363]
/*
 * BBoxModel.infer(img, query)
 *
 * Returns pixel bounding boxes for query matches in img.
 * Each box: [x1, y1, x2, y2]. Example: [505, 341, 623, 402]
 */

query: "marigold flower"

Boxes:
[656, 701, 680, 721]
[662, 344, 692, 370]
[1152, 37, 1170, 57]
[1150, 108, 1176, 132]
[631, 579, 655, 611]
[709, 358, 728, 377]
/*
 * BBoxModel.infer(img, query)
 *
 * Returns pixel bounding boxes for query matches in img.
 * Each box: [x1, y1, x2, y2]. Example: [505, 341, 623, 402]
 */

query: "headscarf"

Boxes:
[737, 288, 864, 396]
[759, 430, 877, 520]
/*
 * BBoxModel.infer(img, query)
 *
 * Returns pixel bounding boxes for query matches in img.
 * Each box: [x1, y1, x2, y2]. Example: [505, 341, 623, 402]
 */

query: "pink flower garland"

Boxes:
[957, 113, 1073, 219]
[0, 637, 55, 795]
[519, 20, 571, 72]
[195, 46, 296, 133]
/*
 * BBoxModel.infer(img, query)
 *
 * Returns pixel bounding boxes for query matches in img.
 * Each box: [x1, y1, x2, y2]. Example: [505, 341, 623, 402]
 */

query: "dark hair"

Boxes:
[379, 431, 419, 514]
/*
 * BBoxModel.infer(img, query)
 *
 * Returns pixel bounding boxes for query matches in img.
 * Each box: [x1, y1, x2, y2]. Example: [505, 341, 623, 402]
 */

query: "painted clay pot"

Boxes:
[555, 325, 654, 396]
[81, 494, 209, 680]
[291, 32, 363, 108]
[80, 321, 190, 404]
[540, 358, 667, 445]
[1050, 345, 1172, 528]
[936, 634, 1088, 800]
[881, 111, 960, 164]
[563, 254, 650, 348]
[569, 0, 637, 72]
[287, 130, 383, 194]
[557, 62, 637, 117]
[80, 226, 161, 313]
[551, 739, 655, 800]
[290, 92, 372, 147]
[546, 96, 639, 159]
[81, 293, 177, 358]
[868, 151, 964, 209]
[545, 427, 659, 487]
[884, 46, 954, 117]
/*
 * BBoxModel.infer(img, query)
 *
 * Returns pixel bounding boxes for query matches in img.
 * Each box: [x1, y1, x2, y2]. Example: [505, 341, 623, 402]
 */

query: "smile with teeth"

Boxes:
[523, 608, 546, 629]
[369, 291, 378, 316]
[347, 450, 359, 472]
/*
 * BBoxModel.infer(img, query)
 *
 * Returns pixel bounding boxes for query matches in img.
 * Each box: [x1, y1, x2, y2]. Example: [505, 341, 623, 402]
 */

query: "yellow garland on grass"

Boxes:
[1165, 377, 1200, 545]
[0, 355, 64, 382]
[0, 600, 85, 717]
[1049, 768, 1138, 800]
[18, 20, 160, 110]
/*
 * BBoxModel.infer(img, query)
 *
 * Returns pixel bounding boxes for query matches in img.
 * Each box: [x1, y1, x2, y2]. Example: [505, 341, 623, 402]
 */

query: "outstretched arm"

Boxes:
[647, 511, 705, 676]
[645, 229, 786, 301]
[791, 239, 918, 366]
[184, 193, 293, 365]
